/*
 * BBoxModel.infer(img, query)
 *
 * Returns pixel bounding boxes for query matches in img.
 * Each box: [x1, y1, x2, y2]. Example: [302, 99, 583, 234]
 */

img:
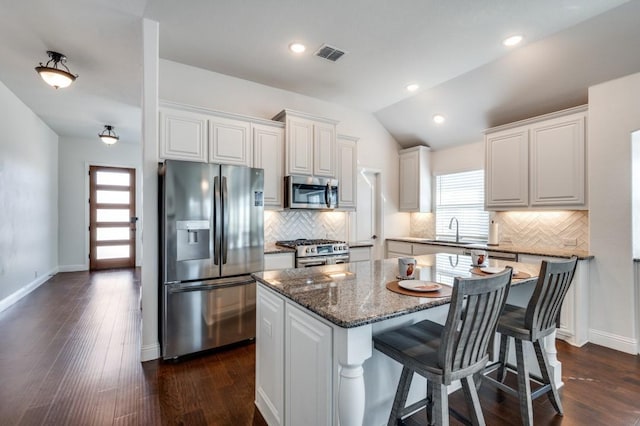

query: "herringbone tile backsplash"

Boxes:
[494, 210, 588, 250]
[264, 211, 347, 242]
[410, 210, 589, 250]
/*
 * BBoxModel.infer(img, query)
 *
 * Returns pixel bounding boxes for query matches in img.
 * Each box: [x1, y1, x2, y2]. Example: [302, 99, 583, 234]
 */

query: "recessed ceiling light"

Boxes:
[406, 83, 419, 92]
[503, 35, 523, 47]
[289, 42, 306, 53]
[433, 114, 445, 124]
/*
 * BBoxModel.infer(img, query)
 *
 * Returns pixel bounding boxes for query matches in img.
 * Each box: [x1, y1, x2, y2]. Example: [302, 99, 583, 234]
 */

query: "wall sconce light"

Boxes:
[99, 125, 119, 145]
[35, 51, 78, 89]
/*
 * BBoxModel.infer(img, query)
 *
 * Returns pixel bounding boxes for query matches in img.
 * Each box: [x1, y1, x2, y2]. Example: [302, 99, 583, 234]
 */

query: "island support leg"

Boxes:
[333, 324, 372, 426]
[544, 331, 563, 388]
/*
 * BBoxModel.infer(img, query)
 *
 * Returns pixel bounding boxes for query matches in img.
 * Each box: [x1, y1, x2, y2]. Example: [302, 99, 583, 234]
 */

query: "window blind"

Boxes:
[435, 170, 489, 242]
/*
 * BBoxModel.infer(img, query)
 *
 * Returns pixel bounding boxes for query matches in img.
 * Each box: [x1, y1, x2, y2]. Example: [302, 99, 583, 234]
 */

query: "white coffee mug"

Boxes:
[471, 250, 487, 266]
[398, 257, 417, 279]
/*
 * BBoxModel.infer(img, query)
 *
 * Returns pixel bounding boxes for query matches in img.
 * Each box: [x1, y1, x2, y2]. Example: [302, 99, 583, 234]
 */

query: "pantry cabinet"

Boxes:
[273, 109, 338, 178]
[336, 134, 358, 210]
[399, 146, 431, 212]
[485, 106, 587, 210]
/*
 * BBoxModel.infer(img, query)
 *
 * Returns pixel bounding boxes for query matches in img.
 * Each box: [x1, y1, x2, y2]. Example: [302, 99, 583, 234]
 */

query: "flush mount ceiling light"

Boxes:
[503, 35, 524, 47]
[99, 125, 119, 145]
[406, 83, 420, 92]
[433, 114, 445, 124]
[289, 42, 306, 53]
[35, 50, 78, 89]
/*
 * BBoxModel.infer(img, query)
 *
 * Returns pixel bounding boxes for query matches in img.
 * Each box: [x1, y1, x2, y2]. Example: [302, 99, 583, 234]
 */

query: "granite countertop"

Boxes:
[264, 242, 295, 255]
[387, 237, 593, 260]
[252, 254, 540, 329]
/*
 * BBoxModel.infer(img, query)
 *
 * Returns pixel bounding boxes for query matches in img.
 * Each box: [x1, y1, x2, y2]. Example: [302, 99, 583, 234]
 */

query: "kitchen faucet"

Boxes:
[449, 216, 460, 243]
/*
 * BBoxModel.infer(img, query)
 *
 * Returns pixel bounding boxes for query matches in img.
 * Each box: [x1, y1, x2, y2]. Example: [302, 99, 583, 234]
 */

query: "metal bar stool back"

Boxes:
[373, 268, 513, 426]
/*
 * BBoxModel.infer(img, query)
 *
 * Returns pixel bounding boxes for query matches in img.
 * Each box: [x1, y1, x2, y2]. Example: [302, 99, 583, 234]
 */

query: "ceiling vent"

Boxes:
[314, 44, 346, 62]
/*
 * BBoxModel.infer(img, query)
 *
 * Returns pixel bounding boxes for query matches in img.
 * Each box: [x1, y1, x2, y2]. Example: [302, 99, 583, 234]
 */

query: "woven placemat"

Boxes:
[470, 268, 531, 279]
[386, 280, 453, 298]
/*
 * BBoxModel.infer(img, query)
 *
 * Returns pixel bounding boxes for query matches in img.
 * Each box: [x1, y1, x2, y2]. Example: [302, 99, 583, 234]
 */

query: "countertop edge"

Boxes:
[386, 237, 594, 260]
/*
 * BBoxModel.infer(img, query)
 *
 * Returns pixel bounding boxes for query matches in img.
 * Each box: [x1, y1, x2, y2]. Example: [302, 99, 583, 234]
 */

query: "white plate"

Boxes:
[398, 280, 442, 292]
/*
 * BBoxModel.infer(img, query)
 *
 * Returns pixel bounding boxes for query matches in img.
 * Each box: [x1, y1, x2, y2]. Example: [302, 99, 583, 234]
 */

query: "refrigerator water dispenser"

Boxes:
[176, 220, 210, 261]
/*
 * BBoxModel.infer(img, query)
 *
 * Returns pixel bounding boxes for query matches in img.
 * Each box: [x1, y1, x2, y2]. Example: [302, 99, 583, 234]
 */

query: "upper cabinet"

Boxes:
[399, 146, 431, 212]
[273, 109, 338, 177]
[209, 116, 252, 166]
[159, 107, 208, 162]
[485, 106, 587, 210]
[253, 123, 285, 208]
[159, 102, 287, 208]
[336, 134, 358, 210]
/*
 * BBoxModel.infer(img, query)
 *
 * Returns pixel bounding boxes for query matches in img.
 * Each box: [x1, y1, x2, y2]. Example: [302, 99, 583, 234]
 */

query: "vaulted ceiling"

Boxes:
[1, 0, 639, 149]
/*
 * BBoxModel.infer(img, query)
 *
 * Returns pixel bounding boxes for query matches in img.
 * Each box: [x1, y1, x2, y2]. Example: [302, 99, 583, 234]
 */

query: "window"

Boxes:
[435, 170, 489, 242]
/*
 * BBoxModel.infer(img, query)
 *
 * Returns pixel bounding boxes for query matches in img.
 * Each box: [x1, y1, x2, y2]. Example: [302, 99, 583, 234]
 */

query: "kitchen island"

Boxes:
[252, 254, 551, 426]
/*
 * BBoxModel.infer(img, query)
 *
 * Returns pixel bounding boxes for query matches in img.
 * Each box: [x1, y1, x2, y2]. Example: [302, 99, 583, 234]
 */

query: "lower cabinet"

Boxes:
[349, 246, 371, 262]
[285, 303, 332, 426]
[256, 286, 285, 426]
[256, 285, 333, 426]
[385, 240, 464, 258]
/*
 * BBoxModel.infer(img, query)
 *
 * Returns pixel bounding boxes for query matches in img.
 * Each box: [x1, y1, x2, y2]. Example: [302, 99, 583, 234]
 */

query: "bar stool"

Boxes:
[482, 257, 578, 426]
[373, 268, 513, 426]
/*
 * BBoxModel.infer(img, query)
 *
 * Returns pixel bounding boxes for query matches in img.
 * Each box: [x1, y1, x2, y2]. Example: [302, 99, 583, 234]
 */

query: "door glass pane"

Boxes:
[96, 227, 130, 241]
[96, 171, 130, 186]
[97, 190, 130, 204]
[97, 245, 130, 259]
[97, 209, 130, 222]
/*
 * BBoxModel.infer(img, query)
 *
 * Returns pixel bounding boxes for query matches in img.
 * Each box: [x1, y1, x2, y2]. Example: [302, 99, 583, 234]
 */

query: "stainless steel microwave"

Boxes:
[285, 175, 338, 209]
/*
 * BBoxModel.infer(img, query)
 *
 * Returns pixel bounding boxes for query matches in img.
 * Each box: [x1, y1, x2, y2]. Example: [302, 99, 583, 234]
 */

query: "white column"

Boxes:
[545, 331, 563, 388]
[333, 324, 372, 426]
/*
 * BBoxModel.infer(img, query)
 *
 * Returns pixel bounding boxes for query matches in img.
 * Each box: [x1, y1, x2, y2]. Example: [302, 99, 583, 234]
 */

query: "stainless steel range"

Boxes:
[276, 239, 349, 268]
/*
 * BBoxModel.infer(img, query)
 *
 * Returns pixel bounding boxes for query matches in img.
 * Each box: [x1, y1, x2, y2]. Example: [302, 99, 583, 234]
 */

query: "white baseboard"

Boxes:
[588, 329, 638, 354]
[141, 342, 161, 362]
[58, 264, 88, 272]
[0, 267, 58, 313]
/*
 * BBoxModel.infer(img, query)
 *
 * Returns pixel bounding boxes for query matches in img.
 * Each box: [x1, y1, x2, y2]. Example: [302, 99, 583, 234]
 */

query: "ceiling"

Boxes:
[1, 0, 639, 150]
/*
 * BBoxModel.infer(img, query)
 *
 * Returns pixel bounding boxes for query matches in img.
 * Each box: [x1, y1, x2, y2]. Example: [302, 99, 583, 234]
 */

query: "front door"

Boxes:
[89, 166, 136, 270]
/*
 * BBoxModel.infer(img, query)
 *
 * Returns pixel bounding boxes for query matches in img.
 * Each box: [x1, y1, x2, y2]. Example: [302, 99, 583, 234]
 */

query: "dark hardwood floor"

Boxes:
[0, 269, 638, 425]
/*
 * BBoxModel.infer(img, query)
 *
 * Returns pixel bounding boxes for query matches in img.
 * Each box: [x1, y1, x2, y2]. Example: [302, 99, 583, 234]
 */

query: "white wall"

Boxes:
[159, 59, 408, 238]
[0, 80, 59, 310]
[632, 131, 640, 259]
[588, 72, 640, 354]
[430, 141, 484, 175]
[58, 137, 142, 271]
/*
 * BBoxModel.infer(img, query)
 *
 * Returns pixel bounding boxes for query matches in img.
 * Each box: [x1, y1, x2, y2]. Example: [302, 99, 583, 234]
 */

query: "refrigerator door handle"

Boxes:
[222, 176, 229, 264]
[168, 278, 255, 293]
[213, 176, 221, 266]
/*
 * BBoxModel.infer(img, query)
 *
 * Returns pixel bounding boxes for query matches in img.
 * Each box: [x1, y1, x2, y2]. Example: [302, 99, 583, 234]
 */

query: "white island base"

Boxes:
[255, 281, 561, 426]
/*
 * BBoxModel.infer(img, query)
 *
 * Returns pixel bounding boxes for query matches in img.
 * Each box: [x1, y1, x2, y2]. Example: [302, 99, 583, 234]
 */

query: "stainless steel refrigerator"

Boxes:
[159, 159, 264, 359]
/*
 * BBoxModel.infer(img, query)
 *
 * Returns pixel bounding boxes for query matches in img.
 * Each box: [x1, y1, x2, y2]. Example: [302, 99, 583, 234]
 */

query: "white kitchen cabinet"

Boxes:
[285, 303, 332, 426]
[485, 127, 529, 208]
[253, 123, 285, 208]
[336, 134, 358, 209]
[209, 115, 252, 166]
[412, 244, 464, 256]
[485, 105, 587, 210]
[273, 109, 338, 178]
[529, 112, 586, 206]
[386, 240, 414, 258]
[256, 286, 285, 426]
[399, 146, 431, 212]
[264, 252, 295, 270]
[518, 254, 589, 347]
[159, 107, 208, 162]
[349, 246, 371, 262]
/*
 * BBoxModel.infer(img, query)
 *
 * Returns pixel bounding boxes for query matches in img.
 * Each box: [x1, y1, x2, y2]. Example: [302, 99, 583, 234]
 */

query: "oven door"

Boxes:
[297, 257, 329, 268]
[286, 175, 338, 209]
